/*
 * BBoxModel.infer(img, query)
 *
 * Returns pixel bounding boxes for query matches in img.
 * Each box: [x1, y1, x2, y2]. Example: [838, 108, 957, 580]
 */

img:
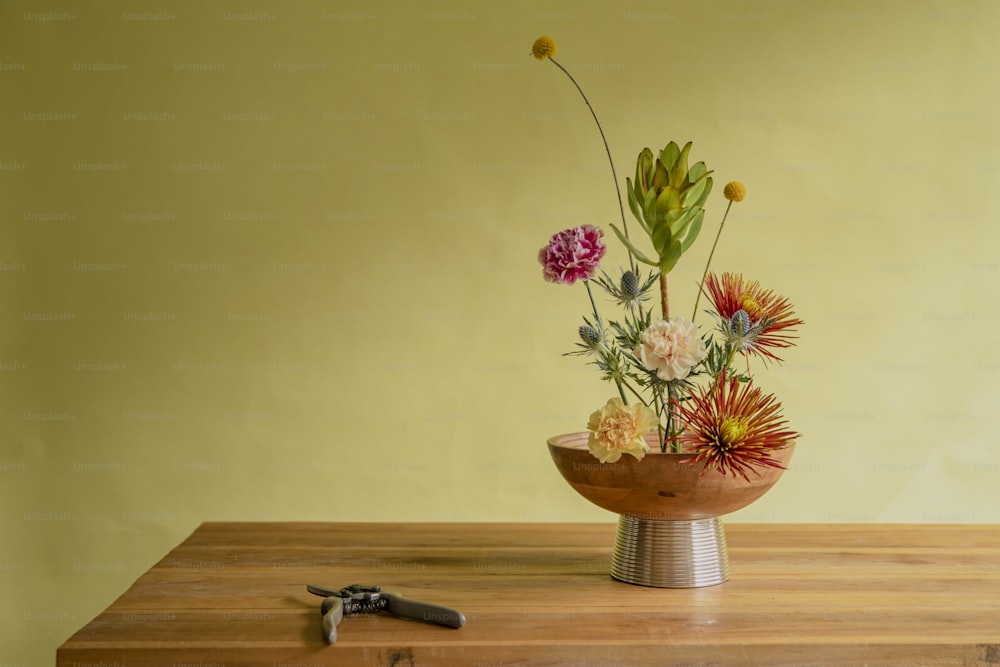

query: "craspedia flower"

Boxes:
[538, 225, 606, 285]
[704, 272, 802, 363]
[674, 373, 798, 481]
[723, 181, 746, 202]
[586, 397, 658, 463]
[531, 36, 557, 60]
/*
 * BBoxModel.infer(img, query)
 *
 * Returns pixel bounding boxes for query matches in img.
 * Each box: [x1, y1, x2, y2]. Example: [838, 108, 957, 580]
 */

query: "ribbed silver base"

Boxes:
[611, 514, 730, 588]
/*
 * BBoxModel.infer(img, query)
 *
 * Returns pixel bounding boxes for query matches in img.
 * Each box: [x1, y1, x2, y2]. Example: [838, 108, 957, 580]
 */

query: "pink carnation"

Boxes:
[538, 225, 606, 285]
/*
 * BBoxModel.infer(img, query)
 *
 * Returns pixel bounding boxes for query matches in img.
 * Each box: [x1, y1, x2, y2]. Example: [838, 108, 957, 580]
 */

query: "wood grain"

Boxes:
[57, 522, 1000, 666]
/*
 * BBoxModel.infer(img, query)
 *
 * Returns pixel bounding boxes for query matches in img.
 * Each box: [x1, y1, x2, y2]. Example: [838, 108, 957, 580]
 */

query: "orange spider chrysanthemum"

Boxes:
[674, 372, 798, 481]
[704, 272, 802, 363]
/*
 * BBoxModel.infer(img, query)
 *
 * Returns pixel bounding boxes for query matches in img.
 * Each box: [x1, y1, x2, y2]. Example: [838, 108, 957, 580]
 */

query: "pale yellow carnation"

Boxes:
[586, 398, 658, 463]
[635, 317, 707, 381]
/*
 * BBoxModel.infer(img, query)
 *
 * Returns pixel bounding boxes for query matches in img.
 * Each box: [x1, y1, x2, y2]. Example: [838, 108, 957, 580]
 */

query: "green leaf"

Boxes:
[625, 177, 648, 232]
[670, 217, 693, 245]
[680, 209, 705, 252]
[680, 176, 708, 208]
[659, 141, 680, 172]
[652, 187, 680, 222]
[672, 141, 692, 189]
[684, 164, 712, 190]
[691, 175, 714, 211]
[610, 224, 658, 266]
[668, 206, 696, 237]
[636, 148, 653, 193]
[651, 159, 669, 190]
[659, 240, 683, 274]
[651, 219, 673, 255]
[688, 161, 707, 183]
[642, 188, 658, 224]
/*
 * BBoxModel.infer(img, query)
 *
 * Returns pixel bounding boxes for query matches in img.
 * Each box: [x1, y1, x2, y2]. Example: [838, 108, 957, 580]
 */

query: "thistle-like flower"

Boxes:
[578, 324, 602, 349]
[728, 310, 752, 338]
[704, 272, 802, 363]
[594, 269, 656, 308]
[723, 308, 769, 354]
[673, 373, 798, 481]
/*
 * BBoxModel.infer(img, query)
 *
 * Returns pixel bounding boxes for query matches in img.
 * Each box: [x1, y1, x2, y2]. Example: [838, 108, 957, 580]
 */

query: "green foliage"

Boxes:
[626, 140, 714, 276]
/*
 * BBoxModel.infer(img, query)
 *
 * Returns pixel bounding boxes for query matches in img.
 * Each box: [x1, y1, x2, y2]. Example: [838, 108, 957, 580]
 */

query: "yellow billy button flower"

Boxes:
[531, 36, 557, 60]
[723, 181, 747, 202]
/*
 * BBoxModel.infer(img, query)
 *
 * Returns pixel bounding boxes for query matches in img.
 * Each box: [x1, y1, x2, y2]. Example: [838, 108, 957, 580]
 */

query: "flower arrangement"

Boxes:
[532, 37, 803, 481]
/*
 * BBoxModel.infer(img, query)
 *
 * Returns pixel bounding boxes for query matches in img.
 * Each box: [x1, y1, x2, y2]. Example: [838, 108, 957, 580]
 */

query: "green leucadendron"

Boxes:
[613, 140, 714, 275]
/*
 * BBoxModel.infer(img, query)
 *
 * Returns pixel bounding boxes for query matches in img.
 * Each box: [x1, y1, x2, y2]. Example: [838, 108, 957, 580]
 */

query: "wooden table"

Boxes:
[58, 522, 1000, 666]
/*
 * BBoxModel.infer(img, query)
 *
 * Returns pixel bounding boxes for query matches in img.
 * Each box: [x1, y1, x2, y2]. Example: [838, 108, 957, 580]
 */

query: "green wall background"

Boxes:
[3, 0, 999, 663]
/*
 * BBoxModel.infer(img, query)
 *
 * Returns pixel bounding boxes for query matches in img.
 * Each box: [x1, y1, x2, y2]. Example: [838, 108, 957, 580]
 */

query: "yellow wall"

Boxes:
[2, 0, 999, 663]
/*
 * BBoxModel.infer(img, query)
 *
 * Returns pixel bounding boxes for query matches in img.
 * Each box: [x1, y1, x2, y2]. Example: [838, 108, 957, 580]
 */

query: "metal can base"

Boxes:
[611, 514, 730, 588]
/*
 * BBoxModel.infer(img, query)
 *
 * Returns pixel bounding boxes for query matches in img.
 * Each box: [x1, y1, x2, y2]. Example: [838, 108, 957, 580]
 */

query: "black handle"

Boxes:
[383, 592, 465, 628]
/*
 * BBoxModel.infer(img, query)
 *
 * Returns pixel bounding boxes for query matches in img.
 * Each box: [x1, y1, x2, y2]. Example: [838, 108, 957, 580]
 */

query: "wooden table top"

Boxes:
[57, 522, 1000, 666]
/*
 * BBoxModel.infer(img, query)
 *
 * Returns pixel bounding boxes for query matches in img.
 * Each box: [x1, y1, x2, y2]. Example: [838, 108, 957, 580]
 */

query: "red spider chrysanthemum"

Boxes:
[673, 373, 798, 481]
[704, 272, 803, 363]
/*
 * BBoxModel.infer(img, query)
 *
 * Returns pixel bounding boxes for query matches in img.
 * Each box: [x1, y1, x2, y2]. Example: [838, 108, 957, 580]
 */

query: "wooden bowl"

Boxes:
[547, 432, 795, 521]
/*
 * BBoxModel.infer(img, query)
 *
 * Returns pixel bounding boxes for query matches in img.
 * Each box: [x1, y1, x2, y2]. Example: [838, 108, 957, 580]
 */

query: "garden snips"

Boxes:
[306, 583, 466, 644]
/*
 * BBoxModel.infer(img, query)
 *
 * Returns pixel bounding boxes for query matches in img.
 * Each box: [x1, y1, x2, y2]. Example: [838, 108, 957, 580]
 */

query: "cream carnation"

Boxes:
[635, 317, 707, 381]
[586, 398, 658, 463]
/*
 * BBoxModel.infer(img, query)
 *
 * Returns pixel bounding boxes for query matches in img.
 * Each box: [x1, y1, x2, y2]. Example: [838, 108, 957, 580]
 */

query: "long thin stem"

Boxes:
[654, 391, 665, 451]
[614, 380, 628, 404]
[665, 383, 679, 453]
[585, 280, 628, 404]
[656, 383, 675, 453]
[692, 199, 734, 322]
[584, 280, 602, 330]
[711, 343, 739, 393]
[656, 270, 674, 451]
[548, 57, 636, 274]
[621, 379, 648, 405]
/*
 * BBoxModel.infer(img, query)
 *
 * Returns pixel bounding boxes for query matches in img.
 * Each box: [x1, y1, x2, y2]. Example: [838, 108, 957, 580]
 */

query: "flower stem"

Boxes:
[652, 273, 678, 452]
[584, 280, 602, 329]
[655, 383, 676, 453]
[548, 57, 636, 274]
[692, 199, 734, 322]
[654, 392, 665, 451]
[713, 344, 738, 392]
[585, 279, 628, 404]
[666, 383, 679, 453]
[621, 378, 648, 405]
[659, 271, 669, 320]
[614, 380, 628, 404]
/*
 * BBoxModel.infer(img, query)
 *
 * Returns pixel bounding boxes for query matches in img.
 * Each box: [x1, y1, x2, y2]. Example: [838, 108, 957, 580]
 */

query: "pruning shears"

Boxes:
[306, 583, 465, 644]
